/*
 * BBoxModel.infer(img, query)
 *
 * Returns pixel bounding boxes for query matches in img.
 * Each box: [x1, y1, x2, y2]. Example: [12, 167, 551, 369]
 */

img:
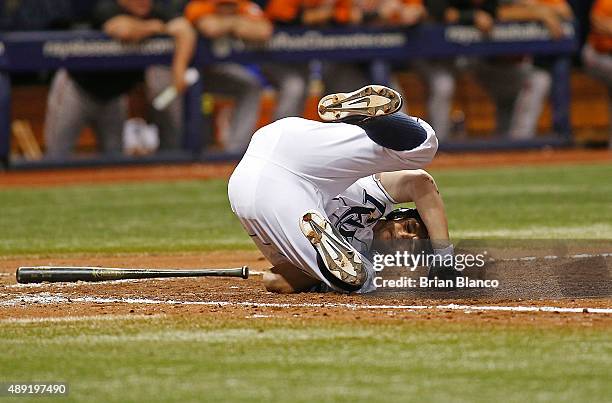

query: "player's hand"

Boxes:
[398, 7, 424, 26]
[147, 19, 167, 36]
[474, 11, 494, 34]
[378, 0, 401, 20]
[173, 67, 188, 94]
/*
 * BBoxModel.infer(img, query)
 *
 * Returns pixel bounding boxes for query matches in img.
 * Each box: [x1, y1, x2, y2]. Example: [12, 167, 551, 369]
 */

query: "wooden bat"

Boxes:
[152, 68, 200, 111]
[16, 266, 249, 283]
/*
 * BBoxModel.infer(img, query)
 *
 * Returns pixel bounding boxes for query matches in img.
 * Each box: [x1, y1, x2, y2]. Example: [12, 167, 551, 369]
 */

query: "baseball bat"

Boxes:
[152, 68, 200, 111]
[16, 266, 249, 284]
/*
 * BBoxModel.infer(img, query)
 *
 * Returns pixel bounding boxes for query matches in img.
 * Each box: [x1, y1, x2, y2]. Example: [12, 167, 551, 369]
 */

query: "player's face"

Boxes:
[373, 218, 424, 241]
[119, 0, 153, 18]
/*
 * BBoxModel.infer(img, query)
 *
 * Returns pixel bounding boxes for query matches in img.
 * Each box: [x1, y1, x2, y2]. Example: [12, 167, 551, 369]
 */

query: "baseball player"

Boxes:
[228, 85, 455, 293]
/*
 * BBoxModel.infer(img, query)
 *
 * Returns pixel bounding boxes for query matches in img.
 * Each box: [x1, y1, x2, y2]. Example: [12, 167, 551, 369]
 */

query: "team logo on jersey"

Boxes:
[335, 190, 386, 240]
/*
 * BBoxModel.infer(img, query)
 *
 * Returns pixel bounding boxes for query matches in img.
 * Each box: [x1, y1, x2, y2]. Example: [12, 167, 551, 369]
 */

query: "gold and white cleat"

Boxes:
[317, 85, 403, 122]
[300, 210, 366, 291]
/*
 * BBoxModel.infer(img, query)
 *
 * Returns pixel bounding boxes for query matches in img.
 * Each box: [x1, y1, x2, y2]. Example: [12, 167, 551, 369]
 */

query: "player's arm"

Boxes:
[302, 5, 335, 25]
[379, 170, 450, 250]
[377, 0, 426, 25]
[165, 17, 197, 93]
[103, 15, 166, 42]
[592, 13, 612, 36]
[263, 262, 321, 294]
[398, 1, 427, 25]
[497, 2, 565, 39]
[547, 2, 573, 20]
[518, 0, 573, 20]
[444, 0, 497, 33]
[232, 9, 274, 42]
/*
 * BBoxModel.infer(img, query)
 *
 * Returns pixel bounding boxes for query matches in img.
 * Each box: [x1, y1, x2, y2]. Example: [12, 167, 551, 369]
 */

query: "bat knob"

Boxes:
[241, 266, 249, 279]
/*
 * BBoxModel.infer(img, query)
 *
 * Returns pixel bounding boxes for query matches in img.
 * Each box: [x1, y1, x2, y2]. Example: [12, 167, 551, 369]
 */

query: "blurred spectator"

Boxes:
[9, 0, 73, 30]
[44, 0, 196, 158]
[418, 0, 500, 141]
[185, 0, 272, 152]
[499, 0, 573, 39]
[422, 0, 567, 140]
[1, 0, 98, 30]
[262, 0, 312, 120]
[498, 0, 574, 139]
[0, 0, 19, 30]
[582, 0, 612, 146]
[358, 0, 427, 113]
[359, 0, 426, 25]
[300, 1, 371, 94]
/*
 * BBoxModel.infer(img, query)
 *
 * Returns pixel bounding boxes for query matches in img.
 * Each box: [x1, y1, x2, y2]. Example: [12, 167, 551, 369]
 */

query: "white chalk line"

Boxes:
[1, 293, 610, 314]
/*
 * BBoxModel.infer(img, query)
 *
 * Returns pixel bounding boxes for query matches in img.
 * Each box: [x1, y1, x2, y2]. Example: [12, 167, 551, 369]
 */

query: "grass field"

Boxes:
[1, 163, 611, 256]
[1, 162, 611, 402]
[1, 316, 610, 403]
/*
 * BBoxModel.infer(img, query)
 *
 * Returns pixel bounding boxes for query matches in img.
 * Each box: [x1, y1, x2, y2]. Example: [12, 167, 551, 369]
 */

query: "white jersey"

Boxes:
[326, 175, 397, 257]
[228, 117, 437, 292]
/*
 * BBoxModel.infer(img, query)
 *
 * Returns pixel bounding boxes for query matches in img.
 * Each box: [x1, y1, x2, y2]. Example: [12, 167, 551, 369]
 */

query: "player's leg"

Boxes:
[260, 192, 372, 293]
[262, 262, 322, 294]
[318, 85, 403, 122]
[90, 95, 128, 155]
[204, 64, 262, 152]
[260, 63, 308, 120]
[426, 65, 455, 142]
[145, 65, 183, 150]
[229, 161, 374, 293]
[582, 44, 612, 146]
[318, 84, 435, 153]
[43, 70, 88, 159]
[257, 86, 437, 206]
[299, 209, 369, 292]
[508, 66, 551, 140]
[474, 61, 529, 135]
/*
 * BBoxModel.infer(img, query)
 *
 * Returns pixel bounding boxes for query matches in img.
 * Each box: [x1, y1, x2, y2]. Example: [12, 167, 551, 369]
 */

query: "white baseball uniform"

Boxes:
[227, 116, 437, 292]
[325, 174, 397, 257]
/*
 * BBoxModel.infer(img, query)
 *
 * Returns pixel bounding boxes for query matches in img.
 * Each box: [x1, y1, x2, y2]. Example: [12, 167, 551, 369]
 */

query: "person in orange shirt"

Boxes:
[582, 0, 612, 146]
[487, 0, 574, 140]
[184, 0, 273, 152]
[357, 0, 427, 116]
[587, 0, 612, 53]
[265, 0, 359, 25]
[266, 0, 370, 97]
[185, 0, 272, 40]
[359, 0, 426, 26]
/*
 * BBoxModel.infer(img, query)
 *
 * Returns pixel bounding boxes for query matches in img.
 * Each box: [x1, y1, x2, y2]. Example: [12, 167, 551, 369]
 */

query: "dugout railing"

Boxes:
[0, 22, 578, 169]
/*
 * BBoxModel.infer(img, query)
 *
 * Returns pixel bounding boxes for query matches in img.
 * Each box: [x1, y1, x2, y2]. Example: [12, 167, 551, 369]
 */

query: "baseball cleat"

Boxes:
[318, 85, 403, 122]
[300, 210, 366, 291]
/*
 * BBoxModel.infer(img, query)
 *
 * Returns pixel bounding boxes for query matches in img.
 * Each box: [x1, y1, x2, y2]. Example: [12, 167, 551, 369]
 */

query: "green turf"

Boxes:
[0, 163, 611, 256]
[0, 316, 609, 403]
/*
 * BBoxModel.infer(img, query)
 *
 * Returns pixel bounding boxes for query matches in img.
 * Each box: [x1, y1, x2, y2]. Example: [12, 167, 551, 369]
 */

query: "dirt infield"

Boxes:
[1, 251, 610, 326]
[1, 149, 610, 326]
